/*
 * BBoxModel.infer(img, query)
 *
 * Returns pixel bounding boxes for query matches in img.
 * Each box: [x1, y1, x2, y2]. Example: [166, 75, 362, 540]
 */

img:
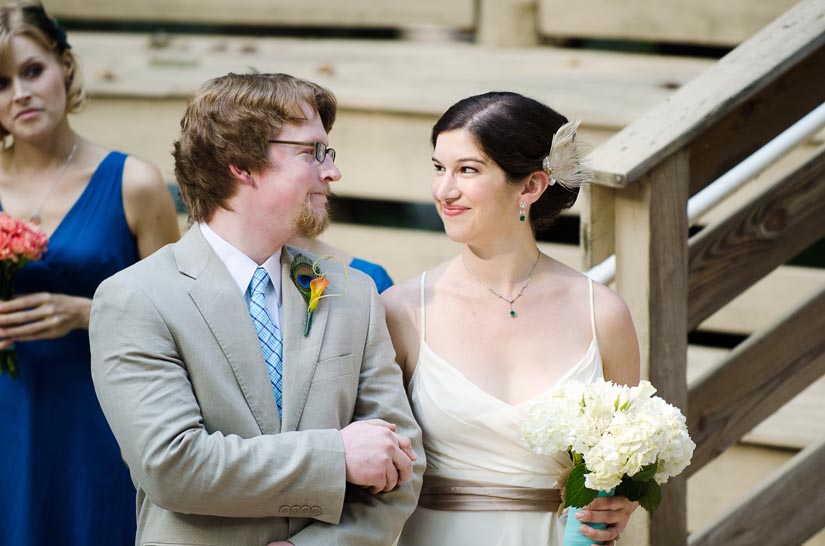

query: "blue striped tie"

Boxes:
[247, 267, 283, 416]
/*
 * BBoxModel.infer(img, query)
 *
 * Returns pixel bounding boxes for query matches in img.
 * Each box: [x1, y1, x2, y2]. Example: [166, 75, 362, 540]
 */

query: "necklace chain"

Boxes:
[461, 251, 541, 318]
[14, 140, 78, 226]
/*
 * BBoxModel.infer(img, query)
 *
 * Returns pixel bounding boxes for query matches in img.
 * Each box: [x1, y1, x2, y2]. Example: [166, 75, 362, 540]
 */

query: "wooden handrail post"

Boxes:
[580, 184, 615, 270]
[477, 0, 539, 47]
[613, 150, 689, 546]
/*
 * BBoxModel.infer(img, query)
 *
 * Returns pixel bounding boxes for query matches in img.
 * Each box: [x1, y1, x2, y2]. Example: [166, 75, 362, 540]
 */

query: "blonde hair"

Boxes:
[173, 72, 337, 222]
[0, 1, 85, 138]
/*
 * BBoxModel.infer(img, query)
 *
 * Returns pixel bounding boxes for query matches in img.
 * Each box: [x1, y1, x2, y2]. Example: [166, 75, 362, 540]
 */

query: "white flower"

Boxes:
[521, 378, 695, 493]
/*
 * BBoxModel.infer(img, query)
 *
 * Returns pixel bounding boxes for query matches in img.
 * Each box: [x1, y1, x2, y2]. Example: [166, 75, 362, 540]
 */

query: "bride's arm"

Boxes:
[575, 281, 642, 544]
[381, 281, 421, 386]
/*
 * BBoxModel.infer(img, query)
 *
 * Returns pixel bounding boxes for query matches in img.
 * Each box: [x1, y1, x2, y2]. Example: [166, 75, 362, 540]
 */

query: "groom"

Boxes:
[90, 73, 423, 546]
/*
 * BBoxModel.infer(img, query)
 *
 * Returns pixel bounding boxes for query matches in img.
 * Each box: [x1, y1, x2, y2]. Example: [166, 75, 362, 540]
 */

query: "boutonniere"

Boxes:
[289, 254, 348, 336]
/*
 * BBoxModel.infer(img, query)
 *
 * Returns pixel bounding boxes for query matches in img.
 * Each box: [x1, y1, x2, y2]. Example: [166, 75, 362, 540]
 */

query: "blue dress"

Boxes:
[0, 152, 138, 546]
[350, 257, 393, 293]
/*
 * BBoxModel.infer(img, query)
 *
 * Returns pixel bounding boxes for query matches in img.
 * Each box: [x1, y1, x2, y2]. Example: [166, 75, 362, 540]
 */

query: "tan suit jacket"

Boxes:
[90, 226, 423, 546]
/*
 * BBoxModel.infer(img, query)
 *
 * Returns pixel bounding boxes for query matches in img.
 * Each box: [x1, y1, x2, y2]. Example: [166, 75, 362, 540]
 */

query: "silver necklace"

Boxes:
[461, 251, 541, 318]
[15, 140, 78, 226]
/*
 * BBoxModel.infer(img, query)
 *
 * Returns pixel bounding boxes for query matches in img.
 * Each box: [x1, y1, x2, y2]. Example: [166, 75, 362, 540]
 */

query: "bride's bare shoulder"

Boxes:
[590, 280, 640, 386]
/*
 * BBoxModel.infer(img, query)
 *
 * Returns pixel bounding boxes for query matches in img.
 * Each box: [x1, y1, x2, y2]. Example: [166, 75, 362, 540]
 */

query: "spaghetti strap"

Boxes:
[588, 277, 597, 344]
[419, 272, 428, 343]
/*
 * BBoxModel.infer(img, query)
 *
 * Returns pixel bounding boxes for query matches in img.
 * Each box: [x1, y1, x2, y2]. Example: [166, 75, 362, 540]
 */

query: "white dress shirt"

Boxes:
[198, 222, 283, 328]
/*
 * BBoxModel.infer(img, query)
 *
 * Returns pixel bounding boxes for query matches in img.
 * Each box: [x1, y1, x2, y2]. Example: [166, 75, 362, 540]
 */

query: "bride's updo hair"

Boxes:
[431, 91, 591, 230]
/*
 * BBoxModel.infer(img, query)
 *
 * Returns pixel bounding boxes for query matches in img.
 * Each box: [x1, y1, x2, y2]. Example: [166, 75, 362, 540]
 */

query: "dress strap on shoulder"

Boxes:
[588, 277, 598, 343]
[419, 271, 428, 343]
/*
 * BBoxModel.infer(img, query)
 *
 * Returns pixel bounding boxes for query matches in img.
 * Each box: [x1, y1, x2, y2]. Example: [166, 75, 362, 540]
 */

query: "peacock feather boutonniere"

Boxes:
[289, 253, 348, 336]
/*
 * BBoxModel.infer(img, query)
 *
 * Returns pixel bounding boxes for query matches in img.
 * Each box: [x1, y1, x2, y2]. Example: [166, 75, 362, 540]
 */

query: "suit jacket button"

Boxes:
[301, 505, 311, 515]
[290, 506, 301, 515]
[310, 506, 322, 516]
[279, 505, 290, 515]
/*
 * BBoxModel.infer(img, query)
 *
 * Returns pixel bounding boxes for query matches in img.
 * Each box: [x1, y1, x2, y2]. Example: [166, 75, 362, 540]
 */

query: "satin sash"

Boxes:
[418, 477, 562, 512]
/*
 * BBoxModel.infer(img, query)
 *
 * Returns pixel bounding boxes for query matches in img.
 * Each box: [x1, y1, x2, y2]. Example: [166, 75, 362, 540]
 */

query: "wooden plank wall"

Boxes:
[51, 0, 796, 46]
[47, 0, 475, 29]
[538, 0, 799, 46]
[68, 32, 711, 205]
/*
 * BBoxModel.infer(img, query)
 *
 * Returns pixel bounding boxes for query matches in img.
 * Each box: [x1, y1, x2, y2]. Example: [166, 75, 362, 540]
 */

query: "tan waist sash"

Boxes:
[418, 476, 562, 512]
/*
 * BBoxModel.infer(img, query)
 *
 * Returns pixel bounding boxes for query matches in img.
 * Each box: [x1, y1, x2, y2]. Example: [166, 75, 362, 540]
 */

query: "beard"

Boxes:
[294, 195, 331, 238]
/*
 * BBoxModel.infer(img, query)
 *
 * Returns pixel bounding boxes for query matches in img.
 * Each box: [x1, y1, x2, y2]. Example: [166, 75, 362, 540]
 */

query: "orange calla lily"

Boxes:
[308, 276, 330, 312]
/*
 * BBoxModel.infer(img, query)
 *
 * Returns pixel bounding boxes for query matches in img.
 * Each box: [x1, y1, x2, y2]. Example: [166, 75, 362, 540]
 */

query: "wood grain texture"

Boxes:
[579, 184, 615, 269]
[687, 285, 825, 476]
[688, 345, 825, 450]
[688, 437, 825, 546]
[539, 0, 797, 47]
[699, 265, 825, 335]
[614, 151, 690, 546]
[688, 148, 825, 331]
[48, 0, 475, 29]
[687, 44, 825, 196]
[477, 0, 539, 47]
[587, 0, 825, 188]
[69, 32, 710, 126]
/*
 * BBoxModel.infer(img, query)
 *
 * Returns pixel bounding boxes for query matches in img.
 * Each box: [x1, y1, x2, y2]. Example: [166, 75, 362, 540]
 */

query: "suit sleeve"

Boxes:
[90, 274, 350, 521]
[287, 280, 425, 546]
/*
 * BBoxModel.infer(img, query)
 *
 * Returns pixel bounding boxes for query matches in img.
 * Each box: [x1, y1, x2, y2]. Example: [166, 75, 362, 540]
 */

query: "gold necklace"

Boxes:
[461, 251, 541, 318]
[14, 140, 78, 226]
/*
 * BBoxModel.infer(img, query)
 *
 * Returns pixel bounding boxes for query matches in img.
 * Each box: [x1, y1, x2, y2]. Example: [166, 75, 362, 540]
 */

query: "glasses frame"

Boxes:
[268, 140, 336, 163]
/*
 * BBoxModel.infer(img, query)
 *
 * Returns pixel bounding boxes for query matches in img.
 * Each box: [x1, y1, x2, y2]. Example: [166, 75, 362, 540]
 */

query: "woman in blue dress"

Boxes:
[0, 3, 180, 545]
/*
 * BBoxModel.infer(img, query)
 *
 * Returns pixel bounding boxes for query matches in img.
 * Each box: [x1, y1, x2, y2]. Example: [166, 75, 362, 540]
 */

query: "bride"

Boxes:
[383, 92, 640, 545]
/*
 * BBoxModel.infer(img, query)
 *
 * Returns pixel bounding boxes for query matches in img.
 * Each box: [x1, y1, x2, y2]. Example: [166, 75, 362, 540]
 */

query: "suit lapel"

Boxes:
[176, 227, 281, 435]
[280, 247, 330, 432]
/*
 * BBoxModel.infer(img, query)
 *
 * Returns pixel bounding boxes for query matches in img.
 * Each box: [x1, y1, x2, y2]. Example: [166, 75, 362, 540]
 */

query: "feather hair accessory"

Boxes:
[541, 119, 593, 190]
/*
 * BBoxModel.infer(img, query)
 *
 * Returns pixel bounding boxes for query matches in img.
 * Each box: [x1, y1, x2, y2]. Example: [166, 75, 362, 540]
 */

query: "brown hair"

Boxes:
[0, 1, 84, 138]
[173, 72, 337, 222]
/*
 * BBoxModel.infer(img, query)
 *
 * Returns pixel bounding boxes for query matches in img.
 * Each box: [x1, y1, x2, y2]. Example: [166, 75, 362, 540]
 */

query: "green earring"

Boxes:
[519, 202, 526, 222]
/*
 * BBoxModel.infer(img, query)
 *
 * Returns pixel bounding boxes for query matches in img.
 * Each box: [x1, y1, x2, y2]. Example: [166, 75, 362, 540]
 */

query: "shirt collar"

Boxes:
[198, 222, 282, 307]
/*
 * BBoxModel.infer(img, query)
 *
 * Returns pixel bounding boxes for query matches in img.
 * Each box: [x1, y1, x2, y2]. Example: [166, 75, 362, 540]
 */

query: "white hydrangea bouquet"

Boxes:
[520, 379, 695, 546]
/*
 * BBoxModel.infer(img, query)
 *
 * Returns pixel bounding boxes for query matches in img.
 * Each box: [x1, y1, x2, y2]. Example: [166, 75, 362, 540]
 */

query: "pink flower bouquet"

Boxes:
[0, 212, 49, 378]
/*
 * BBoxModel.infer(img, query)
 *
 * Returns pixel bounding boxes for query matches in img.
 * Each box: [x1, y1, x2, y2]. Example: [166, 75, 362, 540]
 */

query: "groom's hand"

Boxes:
[340, 419, 417, 493]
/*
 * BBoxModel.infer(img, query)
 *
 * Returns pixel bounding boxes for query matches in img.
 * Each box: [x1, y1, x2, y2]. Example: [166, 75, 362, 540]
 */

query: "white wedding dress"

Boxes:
[398, 273, 604, 546]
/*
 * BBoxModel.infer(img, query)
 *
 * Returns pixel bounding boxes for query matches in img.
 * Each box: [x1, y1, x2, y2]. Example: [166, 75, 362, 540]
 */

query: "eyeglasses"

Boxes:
[268, 140, 336, 163]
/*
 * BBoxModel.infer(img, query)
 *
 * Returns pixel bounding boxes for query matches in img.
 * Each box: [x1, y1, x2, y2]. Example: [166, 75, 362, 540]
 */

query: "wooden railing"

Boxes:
[581, 1, 825, 544]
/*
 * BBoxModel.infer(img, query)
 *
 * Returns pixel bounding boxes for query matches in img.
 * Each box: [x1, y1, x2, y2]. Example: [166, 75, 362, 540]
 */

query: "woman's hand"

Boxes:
[573, 495, 639, 545]
[0, 292, 92, 347]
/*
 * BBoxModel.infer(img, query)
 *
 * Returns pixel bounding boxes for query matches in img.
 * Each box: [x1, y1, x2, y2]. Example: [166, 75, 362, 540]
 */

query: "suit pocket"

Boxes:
[312, 354, 354, 383]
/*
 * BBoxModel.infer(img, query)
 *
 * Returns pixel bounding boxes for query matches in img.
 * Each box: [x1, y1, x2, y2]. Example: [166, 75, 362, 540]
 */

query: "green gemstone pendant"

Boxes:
[510, 309, 516, 317]
[519, 214, 526, 222]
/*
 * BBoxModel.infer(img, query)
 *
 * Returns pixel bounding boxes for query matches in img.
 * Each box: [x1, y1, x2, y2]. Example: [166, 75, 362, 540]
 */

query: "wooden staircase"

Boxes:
[583, 1, 825, 543]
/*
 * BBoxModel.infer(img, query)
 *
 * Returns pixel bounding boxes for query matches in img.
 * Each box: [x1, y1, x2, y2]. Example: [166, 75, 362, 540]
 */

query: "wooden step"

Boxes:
[687, 444, 825, 545]
[688, 345, 825, 450]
